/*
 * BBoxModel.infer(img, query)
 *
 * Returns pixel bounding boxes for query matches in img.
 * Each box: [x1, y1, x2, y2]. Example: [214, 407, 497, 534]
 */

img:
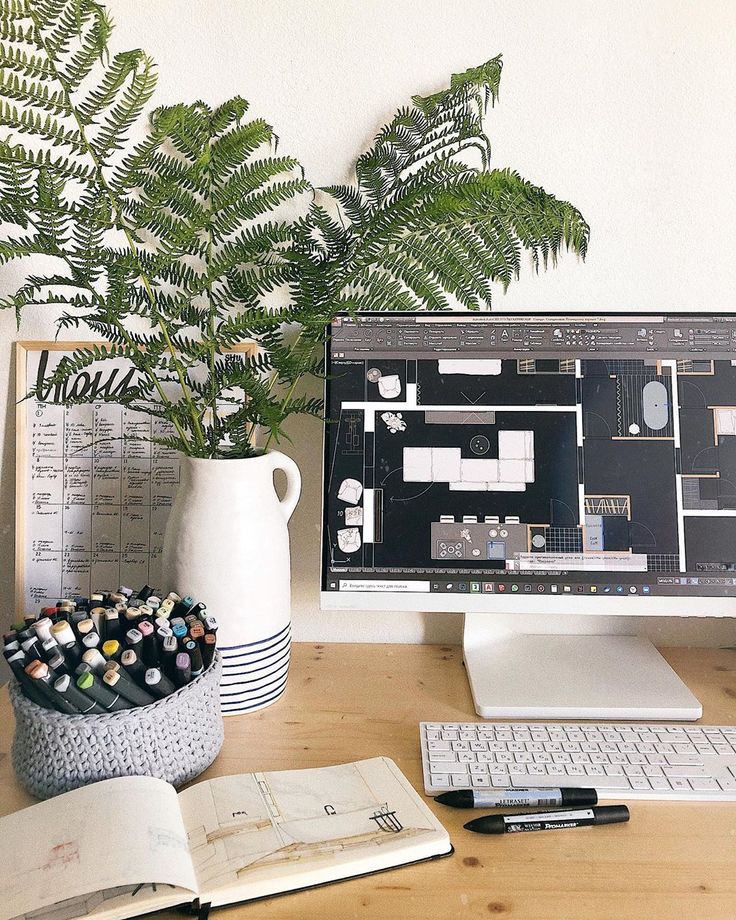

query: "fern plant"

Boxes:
[0, 1, 590, 458]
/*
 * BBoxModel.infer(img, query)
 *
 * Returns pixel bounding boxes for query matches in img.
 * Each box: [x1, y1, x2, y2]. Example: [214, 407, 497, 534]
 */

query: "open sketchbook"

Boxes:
[1, 757, 451, 920]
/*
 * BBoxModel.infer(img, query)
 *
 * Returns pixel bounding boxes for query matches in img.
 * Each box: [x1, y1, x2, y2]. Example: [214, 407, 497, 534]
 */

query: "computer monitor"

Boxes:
[320, 312, 736, 720]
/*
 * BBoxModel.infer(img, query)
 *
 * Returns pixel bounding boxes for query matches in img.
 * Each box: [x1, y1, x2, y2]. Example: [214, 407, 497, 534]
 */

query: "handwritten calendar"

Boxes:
[16, 343, 182, 612]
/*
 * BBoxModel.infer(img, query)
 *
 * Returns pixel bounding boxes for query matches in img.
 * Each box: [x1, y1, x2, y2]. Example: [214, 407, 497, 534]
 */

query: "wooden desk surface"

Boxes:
[2, 643, 736, 919]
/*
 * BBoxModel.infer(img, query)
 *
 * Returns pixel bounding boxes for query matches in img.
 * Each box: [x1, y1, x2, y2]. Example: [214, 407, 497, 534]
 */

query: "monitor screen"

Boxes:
[321, 313, 736, 605]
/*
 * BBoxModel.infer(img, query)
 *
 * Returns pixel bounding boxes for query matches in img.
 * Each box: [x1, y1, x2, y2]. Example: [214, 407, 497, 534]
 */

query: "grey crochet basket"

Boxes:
[10, 654, 224, 799]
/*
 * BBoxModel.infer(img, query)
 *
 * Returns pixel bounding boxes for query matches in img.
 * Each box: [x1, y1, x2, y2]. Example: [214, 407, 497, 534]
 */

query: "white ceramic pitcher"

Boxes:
[162, 451, 301, 715]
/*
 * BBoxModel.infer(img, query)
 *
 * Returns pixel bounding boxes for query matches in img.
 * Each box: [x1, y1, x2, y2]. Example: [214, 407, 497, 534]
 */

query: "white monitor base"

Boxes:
[463, 613, 703, 721]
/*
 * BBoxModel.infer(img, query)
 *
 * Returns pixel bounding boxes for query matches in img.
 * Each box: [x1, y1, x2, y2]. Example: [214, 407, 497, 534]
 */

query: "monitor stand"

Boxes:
[463, 612, 703, 721]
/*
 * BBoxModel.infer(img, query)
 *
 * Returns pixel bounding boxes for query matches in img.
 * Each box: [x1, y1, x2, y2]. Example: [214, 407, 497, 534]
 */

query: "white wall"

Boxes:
[2, 0, 736, 645]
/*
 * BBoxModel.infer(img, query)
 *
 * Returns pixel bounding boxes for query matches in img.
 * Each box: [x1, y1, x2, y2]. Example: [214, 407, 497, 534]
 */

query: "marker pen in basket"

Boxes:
[82, 632, 101, 652]
[184, 639, 204, 678]
[31, 617, 54, 645]
[26, 660, 79, 714]
[21, 636, 43, 664]
[189, 602, 207, 620]
[147, 596, 161, 612]
[46, 649, 70, 678]
[77, 618, 98, 640]
[160, 635, 178, 679]
[188, 622, 205, 642]
[6, 650, 51, 708]
[62, 639, 83, 669]
[121, 648, 147, 684]
[201, 633, 216, 669]
[158, 598, 175, 618]
[123, 606, 140, 627]
[171, 620, 188, 643]
[118, 585, 134, 599]
[53, 674, 104, 714]
[102, 639, 123, 662]
[125, 628, 143, 658]
[174, 652, 192, 687]
[137, 604, 154, 622]
[139, 620, 159, 667]
[104, 608, 121, 643]
[82, 647, 108, 675]
[203, 615, 218, 635]
[51, 621, 81, 660]
[3, 638, 20, 654]
[103, 668, 155, 707]
[76, 670, 134, 711]
[145, 667, 177, 699]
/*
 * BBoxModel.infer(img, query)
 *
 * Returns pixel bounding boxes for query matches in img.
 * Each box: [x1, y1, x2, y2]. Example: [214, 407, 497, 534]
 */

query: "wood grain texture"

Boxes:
[2, 643, 736, 919]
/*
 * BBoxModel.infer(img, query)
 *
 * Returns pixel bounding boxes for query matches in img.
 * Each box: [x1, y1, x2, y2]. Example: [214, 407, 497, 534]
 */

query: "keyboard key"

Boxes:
[444, 762, 471, 774]
[629, 777, 651, 791]
[469, 764, 487, 775]
[669, 778, 691, 792]
[429, 751, 456, 762]
[664, 766, 707, 778]
[452, 774, 469, 787]
[665, 754, 703, 766]
[492, 774, 511, 786]
[649, 776, 672, 791]
[690, 777, 719, 792]
[605, 764, 624, 776]
[471, 774, 491, 787]
[430, 773, 450, 787]
[428, 740, 451, 751]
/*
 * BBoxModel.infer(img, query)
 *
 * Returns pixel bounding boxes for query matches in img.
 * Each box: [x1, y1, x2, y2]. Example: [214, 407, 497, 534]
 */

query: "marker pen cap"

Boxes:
[126, 627, 143, 650]
[155, 616, 170, 631]
[77, 618, 97, 637]
[137, 585, 155, 601]
[138, 604, 153, 619]
[166, 591, 182, 603]
[102, 639, 122, 660]
[184, 614, 198, 626]
[172, 622, 188, 639]
[47, 650, 68, 674]
[91, 593, 105, 603]
[82, 632, 101, 651]
[128, 597, 143, 609]
[138, 620, 154, 637]
[51, 620, 76, 645]
[71, 609, 88, 625]
[174, 653, 192, 687]
[82, 648, 107, 674]
[124, 607, 140, 622]
[189, 602, 207, 619]
[162, 635, 178, 654]
[204, 615, 218, 634]
[90, 606, 106, 619]
[159, 598, 175, 617]
[75, 661, 93, 677]
[147, 596, 161, 610]
[157, 625, 173, 639]
[3, 639, 20, 654]
[118, 585, 134, 598]
[107, 592, 126, 606]
[201, 633, 217, 668]
[114, 602, 128, 613]
[41, 606, 57, 617]
[189, 623, 205, 640]
[31, 617, 54, 644]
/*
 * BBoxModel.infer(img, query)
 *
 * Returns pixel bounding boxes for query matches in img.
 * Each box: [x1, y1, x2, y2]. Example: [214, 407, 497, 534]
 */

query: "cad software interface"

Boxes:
[322, 313, 736, 599]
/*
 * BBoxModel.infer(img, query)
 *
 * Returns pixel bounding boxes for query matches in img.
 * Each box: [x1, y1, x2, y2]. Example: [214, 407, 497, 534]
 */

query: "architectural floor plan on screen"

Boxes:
[324, 353, 736, 580]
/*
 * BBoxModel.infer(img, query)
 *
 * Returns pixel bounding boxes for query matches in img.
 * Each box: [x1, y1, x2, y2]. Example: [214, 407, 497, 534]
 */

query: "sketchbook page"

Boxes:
[1, 775, 198, 920]
[178, 757, 450, 908]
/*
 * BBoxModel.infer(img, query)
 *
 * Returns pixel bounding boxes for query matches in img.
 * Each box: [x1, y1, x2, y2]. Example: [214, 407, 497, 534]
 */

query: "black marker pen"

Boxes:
[103, 668, 156, 707]
[76, 671, 134, 711]
[145, 667, 176, 698]
[436, 788, 598, 809]
[53, 674, 104, 713]
[464, 805, 630, 835]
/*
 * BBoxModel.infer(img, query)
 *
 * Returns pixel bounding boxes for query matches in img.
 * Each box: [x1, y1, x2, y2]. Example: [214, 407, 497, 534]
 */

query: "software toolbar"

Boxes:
[331, 314, 736, 360]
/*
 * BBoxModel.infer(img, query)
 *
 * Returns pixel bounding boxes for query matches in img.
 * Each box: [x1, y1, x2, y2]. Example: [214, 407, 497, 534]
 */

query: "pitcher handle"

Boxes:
[267, 451, 302, 522]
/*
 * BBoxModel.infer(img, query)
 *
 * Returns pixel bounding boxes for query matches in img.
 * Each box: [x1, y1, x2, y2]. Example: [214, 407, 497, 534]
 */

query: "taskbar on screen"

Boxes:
[324, 571, 736, 597]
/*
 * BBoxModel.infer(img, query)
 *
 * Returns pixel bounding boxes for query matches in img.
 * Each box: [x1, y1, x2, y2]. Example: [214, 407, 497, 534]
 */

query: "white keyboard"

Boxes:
[420, 721, 736, 800]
